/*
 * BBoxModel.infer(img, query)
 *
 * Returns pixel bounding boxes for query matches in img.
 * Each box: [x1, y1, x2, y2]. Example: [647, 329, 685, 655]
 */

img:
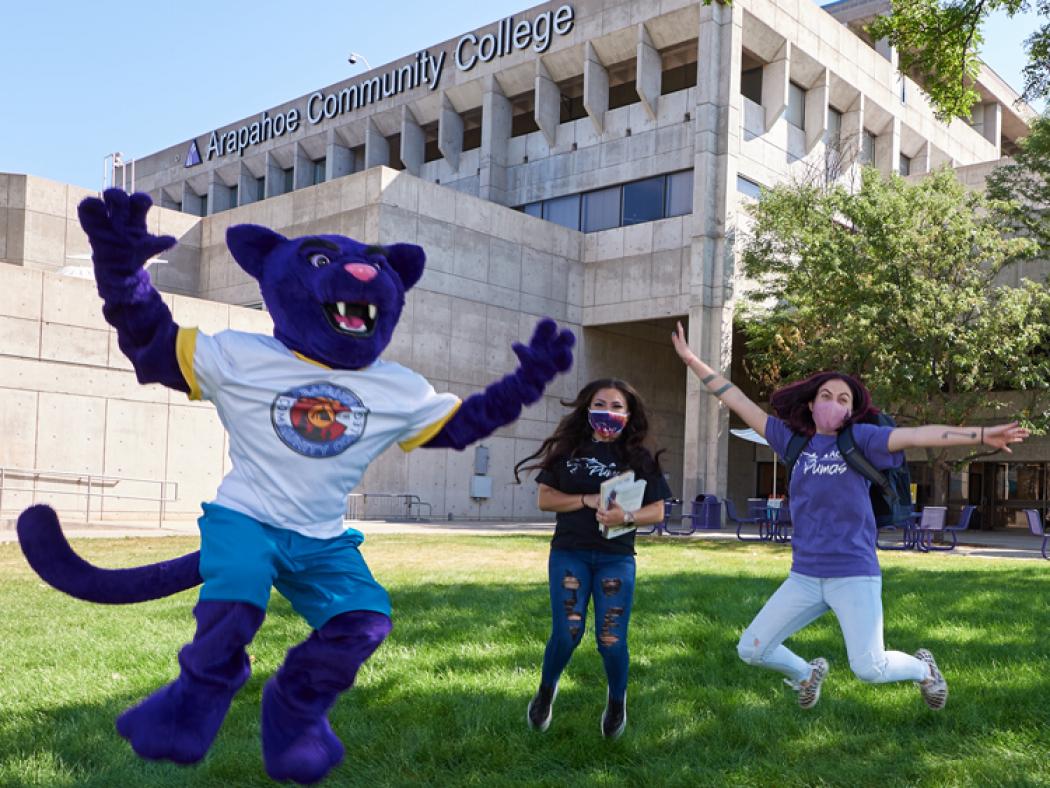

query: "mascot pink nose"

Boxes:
[344, 263, 378, 281]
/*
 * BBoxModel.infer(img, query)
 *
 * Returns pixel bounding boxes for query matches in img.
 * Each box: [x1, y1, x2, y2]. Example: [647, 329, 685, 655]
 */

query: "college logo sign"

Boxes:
[271, 382, 369, 458]
[184, 140, 202, 167]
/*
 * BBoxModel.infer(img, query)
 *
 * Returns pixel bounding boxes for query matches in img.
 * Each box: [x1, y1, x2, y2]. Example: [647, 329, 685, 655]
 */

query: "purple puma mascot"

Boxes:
[17, 189, 574, 784]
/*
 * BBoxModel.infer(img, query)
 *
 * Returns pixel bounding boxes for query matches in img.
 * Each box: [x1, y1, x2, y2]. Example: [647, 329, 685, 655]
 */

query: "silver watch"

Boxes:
[623, 510, 635, 525]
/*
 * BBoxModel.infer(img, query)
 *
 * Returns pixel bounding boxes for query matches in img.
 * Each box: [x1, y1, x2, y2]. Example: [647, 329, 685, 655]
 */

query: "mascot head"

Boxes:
[226, 225, 424, 369]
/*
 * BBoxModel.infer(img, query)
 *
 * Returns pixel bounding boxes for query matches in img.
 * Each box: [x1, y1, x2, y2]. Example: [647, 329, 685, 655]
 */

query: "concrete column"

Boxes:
[237, 162, 255, 206]
[840, 93, 864, 166]
[364, 118, 390, 169]
[874, 116, 901, 177]
[438, 93, 464, 172]
[264, 151, 283, 198]
[982, 102, 1002, 156]
[326, 129, 354, 181]
[293, 143, 313, 190]
[182, 182, 206, 216]
[912, 141, 931, 175]
[805, 68, 829, 152]
[207, 171, 230, 214]
[684, 1, 743, 501]
[762, 41, 789, 131]
[480, 74, 511, 204]
[400, 106, 425, 175]
[636, 23, 661, 120]
[535, 59, 561, 146]
[583, 41, 608, 134]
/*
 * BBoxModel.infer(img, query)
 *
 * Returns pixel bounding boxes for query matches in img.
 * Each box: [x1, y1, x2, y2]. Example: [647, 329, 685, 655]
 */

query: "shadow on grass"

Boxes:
[3, 543, 1049, 786]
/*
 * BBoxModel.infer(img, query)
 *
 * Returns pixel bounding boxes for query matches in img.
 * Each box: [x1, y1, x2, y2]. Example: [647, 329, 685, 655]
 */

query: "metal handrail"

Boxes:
[0, 466, 178, 528]
[346, 492, 432, 521]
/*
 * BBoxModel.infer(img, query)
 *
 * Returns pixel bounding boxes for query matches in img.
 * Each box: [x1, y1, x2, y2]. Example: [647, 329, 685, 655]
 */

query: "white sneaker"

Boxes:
[527, 683, 558, 731]
[784, 657, 828, 709]
[915, 649, 948, 710]
[600, 689, 627, 739]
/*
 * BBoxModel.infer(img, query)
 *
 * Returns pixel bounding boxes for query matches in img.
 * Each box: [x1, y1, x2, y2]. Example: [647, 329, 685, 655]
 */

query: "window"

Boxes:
[665, 170, 693, 217]
[622, 176, 664, 226]
[740, 67, 763, 104]
[542, 194, 581, 230]
[522, 202, 542, 218]
[256, 176, 266, 201]
[282, 167, 294, 194]
[582, 186, 620, 232]
[861, 130, 876, 165]
[786, 82, 806, 129]
[899, 153, 912, 176]
[228, 184, 238, 209]
[736, 175, 763, 200]
[661, 61, 698, 95]
[312, 158, 326, 186]
[826, 107, 843, 150]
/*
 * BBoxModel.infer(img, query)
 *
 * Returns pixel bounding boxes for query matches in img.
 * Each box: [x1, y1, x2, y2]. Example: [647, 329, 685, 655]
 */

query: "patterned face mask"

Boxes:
[588, 409, 628, 439]
[812, 399, 849, 432]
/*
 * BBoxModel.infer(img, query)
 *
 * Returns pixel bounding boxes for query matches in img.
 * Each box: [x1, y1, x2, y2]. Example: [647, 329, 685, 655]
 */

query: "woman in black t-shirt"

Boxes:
[514, 378, 671, 739]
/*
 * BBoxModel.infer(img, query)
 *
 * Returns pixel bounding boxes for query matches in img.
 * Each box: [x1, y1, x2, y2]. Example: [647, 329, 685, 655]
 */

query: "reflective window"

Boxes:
[899, 153, 912, 176]
[665, 170, 693, 217]
[282, 167, 294, 194]
[622, 176, 664, 226]
[312, 158, 326, 186]
[861, 131, 876, 164]
[256, 176, 266, 201]
[737, 175, 763, 200]
[786, 82, 806, 129]
[826, 107, 843, 150]
[523, 202, 542, 218]
[542, 194, 581, 230]
[582, 187, 620, 232]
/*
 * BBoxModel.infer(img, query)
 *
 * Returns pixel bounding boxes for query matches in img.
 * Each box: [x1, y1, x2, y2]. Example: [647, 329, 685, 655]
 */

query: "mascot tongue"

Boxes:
[335, 314, 365, 330]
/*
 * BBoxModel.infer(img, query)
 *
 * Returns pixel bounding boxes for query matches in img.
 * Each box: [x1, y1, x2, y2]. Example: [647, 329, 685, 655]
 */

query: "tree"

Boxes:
[987, 113, 1050, 252]
[737, 167, 1050, 502]
[868, 0, 1049, 120]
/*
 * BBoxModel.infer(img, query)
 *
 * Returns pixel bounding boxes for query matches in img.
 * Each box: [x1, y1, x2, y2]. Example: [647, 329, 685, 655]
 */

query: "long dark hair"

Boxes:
[769, 370, 876, 435]
[514, 378, 664, 482]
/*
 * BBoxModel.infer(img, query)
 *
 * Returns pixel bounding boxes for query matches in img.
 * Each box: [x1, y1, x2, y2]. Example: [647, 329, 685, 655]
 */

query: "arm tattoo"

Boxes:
[941, 430, 977, 440]
[712, 383, 734, 397]
[701, 373, 717, 385]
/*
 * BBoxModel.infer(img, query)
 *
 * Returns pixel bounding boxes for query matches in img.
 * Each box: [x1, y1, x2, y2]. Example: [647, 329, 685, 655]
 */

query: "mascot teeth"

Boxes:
[368, 305, 377, 320]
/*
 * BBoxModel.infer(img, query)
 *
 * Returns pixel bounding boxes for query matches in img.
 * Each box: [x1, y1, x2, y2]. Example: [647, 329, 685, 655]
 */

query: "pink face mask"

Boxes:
[812, 399, 849, 432]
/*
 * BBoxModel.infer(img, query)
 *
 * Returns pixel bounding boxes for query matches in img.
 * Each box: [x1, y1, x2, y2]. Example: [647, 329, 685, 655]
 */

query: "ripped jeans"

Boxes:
[737, 572, 929, 684]
[541, 549, 636, 702]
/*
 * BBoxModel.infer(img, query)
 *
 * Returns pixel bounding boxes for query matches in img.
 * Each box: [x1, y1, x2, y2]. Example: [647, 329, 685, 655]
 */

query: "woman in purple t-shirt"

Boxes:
[671, 323, 1029, 711]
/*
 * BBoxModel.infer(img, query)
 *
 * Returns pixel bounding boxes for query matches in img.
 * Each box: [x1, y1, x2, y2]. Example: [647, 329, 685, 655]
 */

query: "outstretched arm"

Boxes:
[671, 321, 768, 437]
[423, 318, 575, 450]
[79, 189, 188, 393]
[887, 422, 1030, 453]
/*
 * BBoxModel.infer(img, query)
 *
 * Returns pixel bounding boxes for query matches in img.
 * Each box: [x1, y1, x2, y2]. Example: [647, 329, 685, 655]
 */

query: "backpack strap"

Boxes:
[783, 431, 811, 487]
[836, 425, 898, 504]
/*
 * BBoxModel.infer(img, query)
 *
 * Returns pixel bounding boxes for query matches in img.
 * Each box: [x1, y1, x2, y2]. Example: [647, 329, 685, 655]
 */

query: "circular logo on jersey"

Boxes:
[271, 382, 369, 458]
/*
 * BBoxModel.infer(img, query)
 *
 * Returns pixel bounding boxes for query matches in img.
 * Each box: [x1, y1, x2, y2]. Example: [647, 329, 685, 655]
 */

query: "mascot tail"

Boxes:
[17, 504, 202, 604]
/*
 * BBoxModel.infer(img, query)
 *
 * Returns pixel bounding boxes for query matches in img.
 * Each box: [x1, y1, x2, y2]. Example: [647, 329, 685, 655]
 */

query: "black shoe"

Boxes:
[601, 691, 626, 739]
[527, 684, 557, 732]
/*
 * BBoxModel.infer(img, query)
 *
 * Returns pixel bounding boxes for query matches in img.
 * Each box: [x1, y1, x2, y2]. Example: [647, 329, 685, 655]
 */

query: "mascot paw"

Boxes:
[116, 680, 232, 764]
[262, 681, 345, 784]
[512, 318, 576, 397]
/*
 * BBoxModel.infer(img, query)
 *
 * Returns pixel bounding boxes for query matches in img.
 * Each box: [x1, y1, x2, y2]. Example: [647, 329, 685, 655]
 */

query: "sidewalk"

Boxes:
[2, 516, 1046, 561]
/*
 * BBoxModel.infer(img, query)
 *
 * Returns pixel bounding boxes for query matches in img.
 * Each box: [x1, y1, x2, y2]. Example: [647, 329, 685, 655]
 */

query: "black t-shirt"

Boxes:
[535, 440, 673, 555]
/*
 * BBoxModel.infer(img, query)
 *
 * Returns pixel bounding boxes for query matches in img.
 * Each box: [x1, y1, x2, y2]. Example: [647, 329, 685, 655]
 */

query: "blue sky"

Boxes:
[0, 1, 1042, 191]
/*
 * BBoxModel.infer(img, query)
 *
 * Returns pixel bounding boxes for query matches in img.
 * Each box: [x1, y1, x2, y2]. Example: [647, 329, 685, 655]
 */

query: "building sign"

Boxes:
[194, 4, 574, 164]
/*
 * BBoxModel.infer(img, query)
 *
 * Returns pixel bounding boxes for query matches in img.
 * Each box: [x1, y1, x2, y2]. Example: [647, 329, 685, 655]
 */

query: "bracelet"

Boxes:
[580, 494, 587, 509]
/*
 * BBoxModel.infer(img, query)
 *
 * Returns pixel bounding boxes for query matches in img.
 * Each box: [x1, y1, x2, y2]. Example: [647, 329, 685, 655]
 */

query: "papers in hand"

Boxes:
[599, 471, 647, 540]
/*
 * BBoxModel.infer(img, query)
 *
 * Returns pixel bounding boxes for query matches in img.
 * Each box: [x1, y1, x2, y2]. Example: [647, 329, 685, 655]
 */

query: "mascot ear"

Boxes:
[383, 243, 425, 291]
[227, 225, 288, 279]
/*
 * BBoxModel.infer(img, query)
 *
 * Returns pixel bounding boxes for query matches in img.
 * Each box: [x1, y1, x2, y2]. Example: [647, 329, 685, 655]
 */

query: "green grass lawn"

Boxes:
[1, 534, 1048, 787]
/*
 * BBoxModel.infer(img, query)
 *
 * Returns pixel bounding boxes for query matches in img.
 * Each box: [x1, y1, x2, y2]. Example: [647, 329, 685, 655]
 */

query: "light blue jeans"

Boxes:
[737, 572, 929, 684]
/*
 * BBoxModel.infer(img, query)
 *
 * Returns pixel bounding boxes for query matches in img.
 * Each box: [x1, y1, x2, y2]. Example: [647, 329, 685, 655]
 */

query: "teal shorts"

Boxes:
[197, 502, 391, 629]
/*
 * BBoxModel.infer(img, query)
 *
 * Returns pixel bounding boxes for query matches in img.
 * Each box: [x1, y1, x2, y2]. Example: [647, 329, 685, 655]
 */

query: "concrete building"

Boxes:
[1, 0, 1045, 527]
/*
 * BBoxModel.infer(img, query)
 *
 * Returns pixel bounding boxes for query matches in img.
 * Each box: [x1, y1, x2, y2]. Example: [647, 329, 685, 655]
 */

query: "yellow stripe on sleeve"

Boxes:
[398, 399, 462, 452]
[175, 327, 202, 401]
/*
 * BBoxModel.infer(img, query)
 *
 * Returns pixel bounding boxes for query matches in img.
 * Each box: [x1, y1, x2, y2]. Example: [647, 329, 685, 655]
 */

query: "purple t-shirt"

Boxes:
[765, 415, 904, 578]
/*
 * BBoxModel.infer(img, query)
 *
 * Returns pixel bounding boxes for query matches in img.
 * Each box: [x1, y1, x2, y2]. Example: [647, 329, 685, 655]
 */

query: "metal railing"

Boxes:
[0, 466, 178, 528]
[345, 492, 432, 521]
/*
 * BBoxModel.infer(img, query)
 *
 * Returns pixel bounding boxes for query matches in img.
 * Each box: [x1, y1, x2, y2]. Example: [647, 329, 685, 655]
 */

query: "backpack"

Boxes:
[783, 411, 913, 527]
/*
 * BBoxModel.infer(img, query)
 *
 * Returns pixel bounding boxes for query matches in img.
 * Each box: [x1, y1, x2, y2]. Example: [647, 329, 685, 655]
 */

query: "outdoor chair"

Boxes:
[942, 505, 977, 550]
[876, 512, 918, 550]
[914, 505, 949, 552]
[1023, 508, 1049, 560]
[725, 498, 765, 542]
